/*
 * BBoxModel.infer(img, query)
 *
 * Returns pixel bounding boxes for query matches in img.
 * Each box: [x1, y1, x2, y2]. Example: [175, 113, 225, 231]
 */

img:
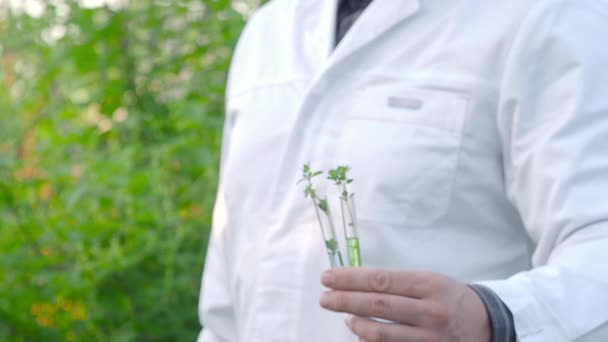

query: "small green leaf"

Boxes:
[325, 238, 338, 251]
[318, 198, 328, 212]
[303, 163, 310, 173]
[304, 186, 312, 198]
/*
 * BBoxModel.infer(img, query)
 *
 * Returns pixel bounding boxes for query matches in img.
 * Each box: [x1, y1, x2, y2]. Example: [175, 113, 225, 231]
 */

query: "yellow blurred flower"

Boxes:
[40, 247, 54, 257]
[70, 305, 88, 321]
[30, 303, 42, 315]
[59, 298, 73, 311]
[72, 164, 83, 179]
[36, 316, 54, 327]
[14, 165, 45, 181]
[39, 183, 54, 201]
[180, 204, 203, 219]
[66, 332, 77, 341]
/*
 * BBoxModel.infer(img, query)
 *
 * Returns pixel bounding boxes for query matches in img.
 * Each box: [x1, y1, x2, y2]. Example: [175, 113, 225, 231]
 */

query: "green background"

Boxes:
[0, 0, 261, 340]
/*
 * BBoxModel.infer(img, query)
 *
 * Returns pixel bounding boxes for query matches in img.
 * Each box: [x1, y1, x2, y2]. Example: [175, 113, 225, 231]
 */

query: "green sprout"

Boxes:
[328, 165, 355, 226]
[297, 162, 328, 214]
[298, 163, 343, 266]
[328, 165, 354, 200]
[328, 165, 361, 267]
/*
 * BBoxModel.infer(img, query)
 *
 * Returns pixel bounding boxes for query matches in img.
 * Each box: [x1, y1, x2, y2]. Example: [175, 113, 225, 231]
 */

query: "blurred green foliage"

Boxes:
[0, 0, 258, 340]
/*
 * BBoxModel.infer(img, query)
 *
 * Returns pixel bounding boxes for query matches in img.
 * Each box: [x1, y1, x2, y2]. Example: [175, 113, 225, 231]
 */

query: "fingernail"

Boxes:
[321, 271, 334, 286]
[319, 292, 331, 307]
[345, 315, 353, 328]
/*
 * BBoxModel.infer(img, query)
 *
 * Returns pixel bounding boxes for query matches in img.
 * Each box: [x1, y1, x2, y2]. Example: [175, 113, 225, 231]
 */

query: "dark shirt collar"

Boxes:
[336, 0, 373, 45]
[340, 0, 372, 12]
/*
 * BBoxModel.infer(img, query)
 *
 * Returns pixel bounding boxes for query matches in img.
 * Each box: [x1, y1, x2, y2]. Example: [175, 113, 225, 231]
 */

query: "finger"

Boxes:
[345, 315, 440, 342]
[321, 268, 432, 298]
[320, 291, 433, 326]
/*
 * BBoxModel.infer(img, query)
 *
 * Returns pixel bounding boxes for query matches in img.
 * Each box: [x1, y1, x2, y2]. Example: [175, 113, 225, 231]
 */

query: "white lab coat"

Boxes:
[198, 0, 608, 341]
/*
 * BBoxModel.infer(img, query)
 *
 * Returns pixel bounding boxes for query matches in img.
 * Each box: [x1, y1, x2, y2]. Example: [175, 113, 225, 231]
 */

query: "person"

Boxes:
[198, 0, 608, 341]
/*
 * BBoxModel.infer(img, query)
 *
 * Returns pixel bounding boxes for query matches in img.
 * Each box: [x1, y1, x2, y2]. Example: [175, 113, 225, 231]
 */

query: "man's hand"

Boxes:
[319, 268, 491, 342]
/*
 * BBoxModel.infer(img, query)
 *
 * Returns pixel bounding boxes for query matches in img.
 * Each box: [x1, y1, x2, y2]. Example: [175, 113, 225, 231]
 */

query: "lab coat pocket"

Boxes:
[335, 84, 469, 228]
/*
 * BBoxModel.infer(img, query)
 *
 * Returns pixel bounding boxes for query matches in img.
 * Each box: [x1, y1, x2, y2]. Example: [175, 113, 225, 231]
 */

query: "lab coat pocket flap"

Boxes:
[352, 83, 469, 135]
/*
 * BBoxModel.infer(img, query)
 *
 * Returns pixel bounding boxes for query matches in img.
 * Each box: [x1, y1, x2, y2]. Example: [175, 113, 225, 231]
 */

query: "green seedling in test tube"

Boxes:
[298, 163, 344, 268]
[328, 166, 362, 267]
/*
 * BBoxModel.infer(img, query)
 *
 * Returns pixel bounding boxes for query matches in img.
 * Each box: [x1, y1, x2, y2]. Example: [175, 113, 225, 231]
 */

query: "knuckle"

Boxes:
[349, 315, 361, 330]
[367, 326, 387, 342]
[425, 272, 450, 293]
[408, 272, 434, 297]
[420, 272, 439, 289]
[371, 297, 390, 317]
[333, 270, 346, 286]
[370, 271, 391, 292]
[333, 293, 347, 310]
[422, 333, 444, 342]
[425, 303, 449, 328]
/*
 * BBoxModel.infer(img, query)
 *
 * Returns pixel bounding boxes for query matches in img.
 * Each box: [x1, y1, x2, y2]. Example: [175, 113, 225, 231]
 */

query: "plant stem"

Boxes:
[312, 197, 329, 243]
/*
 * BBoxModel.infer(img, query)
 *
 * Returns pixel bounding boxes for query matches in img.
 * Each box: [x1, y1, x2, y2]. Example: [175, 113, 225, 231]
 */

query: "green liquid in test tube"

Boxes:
[341, 195, 362, 267]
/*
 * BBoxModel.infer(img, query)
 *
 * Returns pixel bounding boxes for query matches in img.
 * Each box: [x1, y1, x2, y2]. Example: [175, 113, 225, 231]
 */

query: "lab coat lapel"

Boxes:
[329, 0, 421, 66]
[296, 0, 421, 73]
[296, 0, 338, 71]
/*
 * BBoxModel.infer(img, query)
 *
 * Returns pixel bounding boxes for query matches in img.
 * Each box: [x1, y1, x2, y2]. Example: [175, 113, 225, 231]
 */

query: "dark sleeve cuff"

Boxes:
[469, 284, 517, 342]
